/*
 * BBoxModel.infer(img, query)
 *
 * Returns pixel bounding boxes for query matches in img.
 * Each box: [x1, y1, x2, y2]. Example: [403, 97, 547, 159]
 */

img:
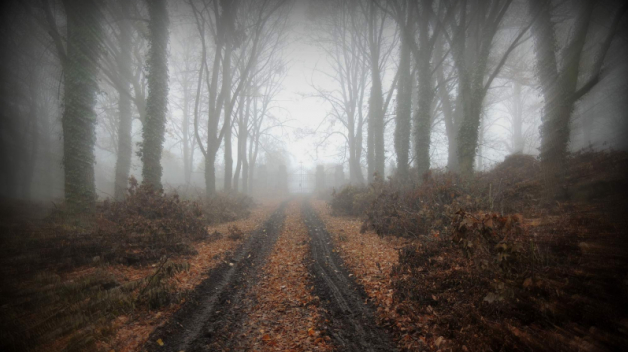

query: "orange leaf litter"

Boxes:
[99, 201, 281, 352]
[235, 200, 334, 352]
[311, 200, 414, 348]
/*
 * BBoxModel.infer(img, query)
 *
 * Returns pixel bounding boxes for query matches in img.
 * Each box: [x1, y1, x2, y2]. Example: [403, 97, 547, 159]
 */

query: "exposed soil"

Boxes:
[143, 202, 287, 352]
[228, 201, 334, 351]
[302, 201, 398, 352]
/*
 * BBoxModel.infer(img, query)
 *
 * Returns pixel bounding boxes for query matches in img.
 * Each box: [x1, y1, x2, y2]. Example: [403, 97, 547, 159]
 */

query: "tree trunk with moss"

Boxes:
[114, 1, 133, 200]
[61, 0, 102, 210]
[141, 0, 169, 190]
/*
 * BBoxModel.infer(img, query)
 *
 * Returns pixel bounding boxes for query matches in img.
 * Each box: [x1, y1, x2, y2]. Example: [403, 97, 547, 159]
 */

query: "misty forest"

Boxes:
[1, 0, 628, 351]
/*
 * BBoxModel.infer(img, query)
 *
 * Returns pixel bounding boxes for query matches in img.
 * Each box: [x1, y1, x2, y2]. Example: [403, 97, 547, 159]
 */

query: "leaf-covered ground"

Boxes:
[22, 202, 279, 351]
[311, 200, 428, 350]
[234, 201, 333, 351]
[103, 201, 281, 352]
[321, 150, 628, 351]
[7, 153, 626, 352]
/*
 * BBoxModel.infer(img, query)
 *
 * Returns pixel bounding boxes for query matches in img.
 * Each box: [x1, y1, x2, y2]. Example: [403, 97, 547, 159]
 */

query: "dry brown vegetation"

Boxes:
[328, 150, 628, 351]
[0, 179, 259, 352]
[235, 201, 334, 351]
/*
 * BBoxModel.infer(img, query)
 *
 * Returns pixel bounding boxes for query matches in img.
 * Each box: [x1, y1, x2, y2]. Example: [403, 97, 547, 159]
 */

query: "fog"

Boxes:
[1, 0, 627, 204]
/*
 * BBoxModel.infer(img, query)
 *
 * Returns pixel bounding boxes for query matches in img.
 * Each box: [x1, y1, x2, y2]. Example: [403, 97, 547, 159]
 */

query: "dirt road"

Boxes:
[145, 203, 287, 352]
[303, 201, 397, 352]
[143, 199, 397, 351]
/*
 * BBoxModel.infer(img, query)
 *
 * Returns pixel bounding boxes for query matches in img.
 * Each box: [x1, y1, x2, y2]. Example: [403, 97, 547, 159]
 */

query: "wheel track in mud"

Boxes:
[302, 201, 398, 352]
[144, 202, 287, 352]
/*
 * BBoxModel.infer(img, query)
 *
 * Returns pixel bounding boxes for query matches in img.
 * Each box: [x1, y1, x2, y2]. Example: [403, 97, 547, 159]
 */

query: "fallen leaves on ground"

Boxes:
[311, 201, 413, 348]
[97, 201, 281, 352]
[236, 201, 333, 352]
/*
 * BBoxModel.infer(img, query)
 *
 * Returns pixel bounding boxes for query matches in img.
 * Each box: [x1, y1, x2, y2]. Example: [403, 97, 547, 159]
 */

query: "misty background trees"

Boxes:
[0, 0, 627, 206]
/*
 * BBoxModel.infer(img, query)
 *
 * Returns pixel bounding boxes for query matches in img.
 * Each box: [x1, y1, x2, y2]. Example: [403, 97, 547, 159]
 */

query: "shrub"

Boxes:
[362, 172, 482, 238]
[204, 192, 255, 224]
[330, 185, 369, 216]
[388, 150, 628, 351]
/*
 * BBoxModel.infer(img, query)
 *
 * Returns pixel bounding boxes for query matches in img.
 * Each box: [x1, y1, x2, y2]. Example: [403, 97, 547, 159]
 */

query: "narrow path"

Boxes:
[228, 200, 333, 351]
[302, 201, 398, 352]
[144, 202, 287, 352]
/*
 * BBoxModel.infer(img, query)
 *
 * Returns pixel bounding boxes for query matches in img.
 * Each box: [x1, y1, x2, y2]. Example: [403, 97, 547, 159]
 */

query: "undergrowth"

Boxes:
[0, 258, 189, 352]
[330, 150, 628, 351]
[0, 177, 255, 351]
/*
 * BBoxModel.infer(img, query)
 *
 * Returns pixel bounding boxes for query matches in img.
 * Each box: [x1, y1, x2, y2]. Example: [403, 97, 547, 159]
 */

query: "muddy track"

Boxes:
[302, 201, 397, 352]
[144, 202, 287, 352]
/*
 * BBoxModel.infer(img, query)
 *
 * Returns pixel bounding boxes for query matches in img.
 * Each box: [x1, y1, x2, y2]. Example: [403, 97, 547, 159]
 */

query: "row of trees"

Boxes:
[1, 0, 293, 209]
[310, 0, 627, 193]
[1, 0, 625, 207]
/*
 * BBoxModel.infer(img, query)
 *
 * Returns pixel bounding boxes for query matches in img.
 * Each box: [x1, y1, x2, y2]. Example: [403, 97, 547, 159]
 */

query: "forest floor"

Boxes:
[133, 151, 627, 352]
[137, 199, 400, 352]
[2, 152, 627, 352]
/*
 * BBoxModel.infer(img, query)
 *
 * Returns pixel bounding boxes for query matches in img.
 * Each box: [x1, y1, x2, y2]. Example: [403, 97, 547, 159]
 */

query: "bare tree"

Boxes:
[383, 0, 452, 182]
[360, 0, 397, 182]
[392, 0, 414, 182]
[446, 0, 532, 176]
[247, 64, 288, 194]
[308, 0, 369, 185]
[169, 18, 202, 188]
[529, 0, 627, 195]
[190, 0, 290, 197]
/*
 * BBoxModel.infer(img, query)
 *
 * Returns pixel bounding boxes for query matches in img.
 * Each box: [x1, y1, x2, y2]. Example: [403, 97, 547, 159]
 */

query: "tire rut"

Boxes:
[302, 201, 397, 352]
[144, 202, 287, 352]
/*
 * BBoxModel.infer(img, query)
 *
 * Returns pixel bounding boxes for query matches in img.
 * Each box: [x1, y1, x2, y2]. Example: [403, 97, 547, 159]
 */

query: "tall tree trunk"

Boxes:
[61, 0, 102, 210]
[222, 0, 235, 192]
[247, 99, 257, 194]
[348, 129, 362, 185]
[141, 0, 169, 189]
[435, 38, 459, 172]
[367, 113, 375, 183]
[242, 151, 249, 194]
[457, 83, 483, 177]
[451, 0, 515, 177]
[114, 5, 133, 199]
[414, 66, 433, 181]
[414, 9, 434, 182]
[205, 152, 216, 196]
[394, 13, 413, 182]
[531, 0, 594, 197]
[233, 99, 245, 193]
[366, 1, 385, 182]
[182, 85, 192, 185]
[511, 81, 524, 154]
[368, 30, 385, 179]
[223, 62, 233, 191]
[204, 46, 223, 197]
[236, 93, 251, 194]
[370, 72, 385, 180]
[354, 104, 366, 185]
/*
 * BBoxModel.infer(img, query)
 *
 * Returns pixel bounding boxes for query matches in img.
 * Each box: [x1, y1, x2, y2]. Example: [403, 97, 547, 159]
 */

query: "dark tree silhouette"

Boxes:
[141, 0, 170, 189]
[44, 0, 103, 209]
